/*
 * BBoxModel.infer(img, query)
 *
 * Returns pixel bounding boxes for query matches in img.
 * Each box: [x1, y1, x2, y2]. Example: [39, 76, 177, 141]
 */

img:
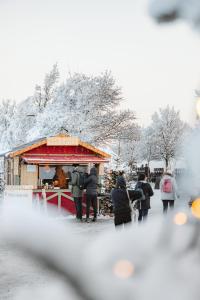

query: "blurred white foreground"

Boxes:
[149, 0, 200, 27]
[0, 188, 199, 300]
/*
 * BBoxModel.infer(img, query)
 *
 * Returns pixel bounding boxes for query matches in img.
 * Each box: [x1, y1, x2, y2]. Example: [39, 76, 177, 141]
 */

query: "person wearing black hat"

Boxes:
[135, 173, 154, 222]
[111, 176, 132, 227]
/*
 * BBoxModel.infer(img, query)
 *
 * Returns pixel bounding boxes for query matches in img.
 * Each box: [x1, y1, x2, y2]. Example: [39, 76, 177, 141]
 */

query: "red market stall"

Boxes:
[3, 133, 110, 215]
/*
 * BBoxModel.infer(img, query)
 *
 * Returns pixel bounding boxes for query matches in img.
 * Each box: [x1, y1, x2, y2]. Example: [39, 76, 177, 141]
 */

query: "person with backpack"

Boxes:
[84, 166, 98, 223]
[135, 173, 154, 222]
[71, 164, 83, 221]
[160, 170, 178, 214]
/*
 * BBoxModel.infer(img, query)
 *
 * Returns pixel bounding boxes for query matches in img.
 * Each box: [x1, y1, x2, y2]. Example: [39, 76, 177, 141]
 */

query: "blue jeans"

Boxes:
[74, 197, 82, 219]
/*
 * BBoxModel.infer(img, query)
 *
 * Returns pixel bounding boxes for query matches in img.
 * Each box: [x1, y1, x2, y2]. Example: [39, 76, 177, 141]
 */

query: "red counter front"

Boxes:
[33, 189, 88, 215]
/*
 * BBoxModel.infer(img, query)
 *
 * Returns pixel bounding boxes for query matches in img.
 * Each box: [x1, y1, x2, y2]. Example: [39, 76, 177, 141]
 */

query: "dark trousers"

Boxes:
[74, 197, 82, 219]
[114, 213, 132, 227]
[86, 194, 97, 219]
[162, 200, 174, 214]
[138, 209, 148, 222]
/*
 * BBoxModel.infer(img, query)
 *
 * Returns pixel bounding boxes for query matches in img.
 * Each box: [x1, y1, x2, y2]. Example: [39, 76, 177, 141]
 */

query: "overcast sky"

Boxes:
[1, 0, 200, 126]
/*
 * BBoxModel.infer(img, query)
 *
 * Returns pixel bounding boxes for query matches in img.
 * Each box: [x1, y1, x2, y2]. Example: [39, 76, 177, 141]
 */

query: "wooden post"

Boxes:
[4, 159, 7, 185]
[13, 157, 20, 185]
[58, 190, 61, 211]
[21, 164, 38, 188]
[42, 189, 47, 214]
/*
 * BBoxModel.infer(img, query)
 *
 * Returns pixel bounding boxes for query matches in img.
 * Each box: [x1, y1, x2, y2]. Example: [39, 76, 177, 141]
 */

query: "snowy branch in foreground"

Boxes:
[149, 0, 200, 28]
[1, 205, 200, 300]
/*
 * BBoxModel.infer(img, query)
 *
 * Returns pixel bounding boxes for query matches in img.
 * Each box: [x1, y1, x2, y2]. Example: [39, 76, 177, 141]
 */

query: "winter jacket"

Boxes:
[135, 180, 154, 210]
[71, 171, 83, 198]
[111, 187, 141, 214]
[84, 167, 98, 196]
[160, 175, 177, 201]
[111, 187, 131, 215]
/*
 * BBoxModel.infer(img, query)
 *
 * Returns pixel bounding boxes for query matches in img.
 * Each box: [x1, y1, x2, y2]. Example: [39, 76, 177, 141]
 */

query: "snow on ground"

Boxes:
[0, 187, 190, 300]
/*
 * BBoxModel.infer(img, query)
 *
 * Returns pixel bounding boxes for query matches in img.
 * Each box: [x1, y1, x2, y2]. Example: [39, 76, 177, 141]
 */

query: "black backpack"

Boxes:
[77, 172, 85, 190]
[134, 182, 146, 201]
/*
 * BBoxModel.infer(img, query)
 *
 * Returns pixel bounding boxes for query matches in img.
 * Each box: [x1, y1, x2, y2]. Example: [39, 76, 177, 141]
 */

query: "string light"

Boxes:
[173, 212, 188, 225]
[191, 198, 200, 219]
[113, 259, 134, 279]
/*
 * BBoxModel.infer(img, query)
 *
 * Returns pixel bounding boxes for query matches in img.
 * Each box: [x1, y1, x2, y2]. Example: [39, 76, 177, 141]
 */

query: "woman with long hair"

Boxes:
[53, 166, 67, 189]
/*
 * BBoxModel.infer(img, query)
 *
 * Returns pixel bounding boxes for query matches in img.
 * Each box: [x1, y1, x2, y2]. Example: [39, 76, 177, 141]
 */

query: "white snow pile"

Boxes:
[149, 0, 200, 28]
[0, 204, 200, 300]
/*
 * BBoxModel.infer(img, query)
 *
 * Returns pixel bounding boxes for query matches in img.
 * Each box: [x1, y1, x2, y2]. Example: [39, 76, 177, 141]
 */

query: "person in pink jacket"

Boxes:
[160, 170, 178, 214]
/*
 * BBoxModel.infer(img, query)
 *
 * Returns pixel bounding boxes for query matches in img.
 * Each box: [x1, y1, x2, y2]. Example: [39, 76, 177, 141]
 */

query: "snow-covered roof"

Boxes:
[0, 136, 46, 158]
[2, 133, 111, 159]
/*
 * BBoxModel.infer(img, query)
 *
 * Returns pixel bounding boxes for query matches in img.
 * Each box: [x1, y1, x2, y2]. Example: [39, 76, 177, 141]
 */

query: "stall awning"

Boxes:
[22, 155, 109, 164]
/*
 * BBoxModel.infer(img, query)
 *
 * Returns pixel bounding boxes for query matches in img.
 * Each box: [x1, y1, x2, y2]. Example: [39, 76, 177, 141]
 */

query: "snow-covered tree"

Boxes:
[111, 124, 140, 170]
[135, 126, 159, 167]
[33, 85, 43, 112]
[0, 99, 16, 151]
[0, 70, 138, 150]
[33, 63, 59, 112]
[32, 71, 137, 145]
[149, 106, 186, 169]
[0, 99, 16, 134]
[8, 97, 38, 147]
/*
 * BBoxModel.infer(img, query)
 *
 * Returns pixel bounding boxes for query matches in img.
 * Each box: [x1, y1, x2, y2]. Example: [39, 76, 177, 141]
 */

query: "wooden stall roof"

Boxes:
[4, 134, 111, 159]
[22, 154, 109, 164]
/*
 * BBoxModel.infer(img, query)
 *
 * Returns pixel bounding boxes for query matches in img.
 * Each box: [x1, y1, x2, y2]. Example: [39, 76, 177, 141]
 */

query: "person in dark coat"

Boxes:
[84, 167, 98, 222]
[117, 171, 126, 187]
[111, 176, 132, 227]
[71, 164, 83, 221]
[155, 175, 161, 189]
[135, 173, 154, 222]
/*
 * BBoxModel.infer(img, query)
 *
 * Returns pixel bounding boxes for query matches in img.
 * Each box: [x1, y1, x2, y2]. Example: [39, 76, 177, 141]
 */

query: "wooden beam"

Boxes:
[47, 136, 80, 146]
[9, 140, 47, 158]
[8, 133, 111, 159]
[79, 141, 111, 158]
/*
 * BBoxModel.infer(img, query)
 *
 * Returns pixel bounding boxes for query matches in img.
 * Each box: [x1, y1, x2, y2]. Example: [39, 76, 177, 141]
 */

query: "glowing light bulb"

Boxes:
[173, 212, 188, 225]
[191, 198, 200, 219]
[113, 259, 134, 279]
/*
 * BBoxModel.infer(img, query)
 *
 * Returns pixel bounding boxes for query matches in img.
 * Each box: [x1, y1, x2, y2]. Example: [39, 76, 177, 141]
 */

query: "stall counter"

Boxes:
[33, 189, 88, 215]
